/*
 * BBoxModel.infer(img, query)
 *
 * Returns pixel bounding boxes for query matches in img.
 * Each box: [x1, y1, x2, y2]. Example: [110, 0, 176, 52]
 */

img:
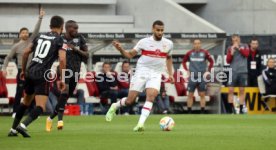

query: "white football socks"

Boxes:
[138, 101, 153, 125]
[114, 97, 127, 109]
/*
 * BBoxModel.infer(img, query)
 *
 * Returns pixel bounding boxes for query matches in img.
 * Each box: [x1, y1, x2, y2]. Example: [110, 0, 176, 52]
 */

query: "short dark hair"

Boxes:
[19, 27, 28, 33]
[122, 61, 130, 68]
[65, 20, 77, 29]
[102, 62, 111, 67]
[250, 37, 259, 43]
[152, 20, 164, 27]
[50, 15, 64, 29]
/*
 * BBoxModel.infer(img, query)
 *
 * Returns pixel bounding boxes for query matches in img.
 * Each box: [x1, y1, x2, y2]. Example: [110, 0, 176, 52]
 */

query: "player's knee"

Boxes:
[22, 98, 33, 106]
[36, 104, 46, 112]
[22, 101, 31, 106]
[146, 91, 158, 101]
[188, 92, 194, 98]
[199, 92, 205, 97]
[146, 95, 156, 102]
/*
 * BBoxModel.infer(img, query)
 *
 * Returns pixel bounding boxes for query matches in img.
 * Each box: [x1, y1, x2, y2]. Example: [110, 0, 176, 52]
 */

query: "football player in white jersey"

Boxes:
[105, 20, 174, 132]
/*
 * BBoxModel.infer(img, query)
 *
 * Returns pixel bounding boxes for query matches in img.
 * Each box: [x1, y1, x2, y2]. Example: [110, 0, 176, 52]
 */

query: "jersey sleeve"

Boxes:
[204, 50, 214, 71]
[182, 50, 191, 71]
[133, 39, 144, 53]
[29, 18, 42, 41]
[2, 44, 18, 71]
[226, 46, 233, 64]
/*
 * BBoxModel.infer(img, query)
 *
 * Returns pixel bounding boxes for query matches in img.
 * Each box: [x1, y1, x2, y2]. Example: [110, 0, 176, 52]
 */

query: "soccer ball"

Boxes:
[159, 116, 175, 131]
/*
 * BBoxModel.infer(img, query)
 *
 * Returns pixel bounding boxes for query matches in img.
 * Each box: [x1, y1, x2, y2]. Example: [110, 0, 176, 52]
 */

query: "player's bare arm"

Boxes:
[58, 50, 67, 92]
[112, 40, 137, 59]
[20, 43, 33, 80]
[29, 8, 45, 41]
[166, 56, 174, 83]
[68, 43, 89, 59]
[39, 8, 45, 19]
[2, 44, 18, 77]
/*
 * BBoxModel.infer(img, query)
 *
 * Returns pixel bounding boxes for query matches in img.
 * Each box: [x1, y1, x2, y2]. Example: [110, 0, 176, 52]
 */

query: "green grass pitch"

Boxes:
[1, 115, 276, 150]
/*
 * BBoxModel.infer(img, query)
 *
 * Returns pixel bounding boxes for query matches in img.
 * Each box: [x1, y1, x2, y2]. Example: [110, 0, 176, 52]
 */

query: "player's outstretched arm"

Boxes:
[166, 56, 174, 83]
[68, 44, 89, 59]
[29, 7, 45, 41]
[112, 40, 137, 59]
[2, 44, 18, 73]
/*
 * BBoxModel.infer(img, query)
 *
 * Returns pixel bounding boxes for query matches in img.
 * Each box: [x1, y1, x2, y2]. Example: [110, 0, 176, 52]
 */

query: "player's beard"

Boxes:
[21, 35, 29, 41]
[154, 34, 162, 41]
[72, 33, 78, 38]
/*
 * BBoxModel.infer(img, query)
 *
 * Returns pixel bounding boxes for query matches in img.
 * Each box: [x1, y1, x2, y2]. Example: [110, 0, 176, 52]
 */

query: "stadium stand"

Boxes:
[0, 0, 226, 114]
[0, 0, 117, 4]
[85, 71, 101, 103]
[0, 0, 223, 33]
[173, 0, 207, 4]
[0, 71, 11, 113]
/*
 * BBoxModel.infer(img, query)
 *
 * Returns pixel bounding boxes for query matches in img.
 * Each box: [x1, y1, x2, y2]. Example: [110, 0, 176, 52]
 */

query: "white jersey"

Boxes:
[133, 36, 173, 73]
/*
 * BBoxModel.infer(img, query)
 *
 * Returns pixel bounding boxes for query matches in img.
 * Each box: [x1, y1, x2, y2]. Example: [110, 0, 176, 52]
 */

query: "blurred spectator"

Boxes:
[182, 39, 214, 114]
[262, 58, 276, 95]
[46, 91, 58, 114]
[96, 62, 118, 107]
[248, 38, 262, 87]
[117, 61, 131, 98]
[73, 89, 90, 115]
[226, 34, 249, 114]
[117, 61, 133, 114]
[156, 87, 171, 114]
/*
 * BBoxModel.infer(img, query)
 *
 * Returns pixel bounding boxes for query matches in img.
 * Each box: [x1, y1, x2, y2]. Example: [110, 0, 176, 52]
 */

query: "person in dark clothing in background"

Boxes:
[262, 58, 276, 95]
[117, 61, 131, 98]
[96, 62, 118, 108]
[248, 38, 262, 87]
[226, 34, 250, 114]
[182, 39, 214, 114]
[156, 86, 171, 114]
